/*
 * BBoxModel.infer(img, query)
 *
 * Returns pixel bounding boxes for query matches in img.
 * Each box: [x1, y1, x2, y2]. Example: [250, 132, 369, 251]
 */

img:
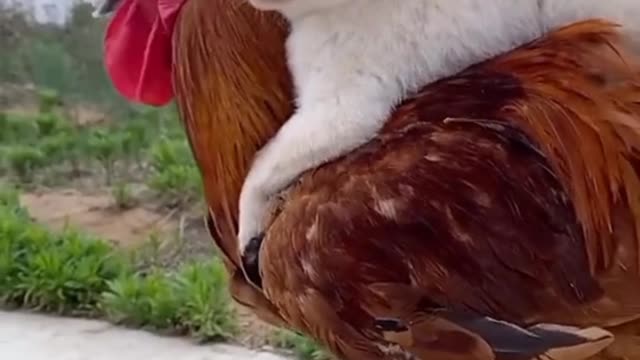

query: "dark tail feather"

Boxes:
[443, 313, 613, 360]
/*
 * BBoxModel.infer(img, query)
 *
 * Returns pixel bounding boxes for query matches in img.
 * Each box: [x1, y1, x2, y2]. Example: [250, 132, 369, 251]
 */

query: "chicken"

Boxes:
[99, 0, 640, 358]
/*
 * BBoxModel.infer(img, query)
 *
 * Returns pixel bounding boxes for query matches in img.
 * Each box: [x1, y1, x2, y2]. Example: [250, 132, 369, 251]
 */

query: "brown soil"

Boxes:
[66, 104, 110, 126]
[20, 188, 176, 248]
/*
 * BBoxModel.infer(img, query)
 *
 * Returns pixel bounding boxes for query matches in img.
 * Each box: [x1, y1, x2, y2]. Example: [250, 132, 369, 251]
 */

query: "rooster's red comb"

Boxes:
[104, 0, 186, 106]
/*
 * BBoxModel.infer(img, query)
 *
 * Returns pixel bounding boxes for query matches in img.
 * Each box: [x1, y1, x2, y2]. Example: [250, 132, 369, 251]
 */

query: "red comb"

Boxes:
[104, 0, 186, 106]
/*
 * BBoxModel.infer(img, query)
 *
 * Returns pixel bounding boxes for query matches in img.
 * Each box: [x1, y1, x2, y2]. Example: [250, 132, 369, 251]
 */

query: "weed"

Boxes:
[37, 89, 63, 114]
[34, 112, 69, 137]
[0, 112, 39, 144]
[0, 183, 20, 208]
[271, 330, 333, 360]
[0, 214, 130, 314]
[118, 120, 150, 170]
[148, 137, 203, 204]
[101, 270, 181, 329]
[101, 260, 237, 340]
[174, 261, 237, 341]
[111, 182, 136, 209]
[86, 129, 122, 185]
[149, 164, 203, 203]
[135, 231, 164, 269]
[5, 145, 46, 182]
[38, 131, 78, 164]
[0, 188, 237, 343]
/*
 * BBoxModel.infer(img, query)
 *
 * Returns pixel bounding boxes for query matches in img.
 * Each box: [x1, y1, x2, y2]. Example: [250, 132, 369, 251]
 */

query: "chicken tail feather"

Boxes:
[443, 314, 613, 360]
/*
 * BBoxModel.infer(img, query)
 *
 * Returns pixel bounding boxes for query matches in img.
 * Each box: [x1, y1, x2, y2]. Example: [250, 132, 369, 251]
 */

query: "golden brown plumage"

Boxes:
[174, 6, 640, 357]
[104, 0, 640, 358]
[255, 21, 640, 358]
[171, 1, 291, 327]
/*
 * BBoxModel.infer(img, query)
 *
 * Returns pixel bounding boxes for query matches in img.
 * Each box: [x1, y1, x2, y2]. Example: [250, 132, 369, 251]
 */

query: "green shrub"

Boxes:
[0, 207, 130, 313]
[119, 120, 150, 164]
[148, 137, 194, 169]
[111, 182, 136, 209]
[85, 129, 122, 184]
[38, 130, 82, 164]
[100, 260, 237, 340]
[34, 112, 69, 137]
[148, 137, 203, 202]
[174, 261, 237, 341]
[101, 270, 180, 329]
[271, 330, 333, 360]
[0, 112, 39, 144]
[0, 110, 83, 180]
[5, 145, 46, 182]
[0, 188, 237, 341]
[149, 164, 203, 201]
[14, 232, 129, 314]
[0, 183, 20, 208]
[37, 89, 63, 114]
[0, 206, 33, 304]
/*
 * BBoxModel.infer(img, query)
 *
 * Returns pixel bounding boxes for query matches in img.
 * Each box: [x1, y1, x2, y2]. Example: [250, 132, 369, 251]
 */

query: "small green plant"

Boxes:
[5, 227, 129, 313]
[131, 231, 164, 270]
[149, 165, 203, 202]
[5, 145, 46, 182]
[0, 199, 34, 304]
[101, 270, 181, 329]
[62, 128, 88, 176]
[0, 183, 20, 208]
[38, 130, 81, 166]
[100, 260, 237, 340]
[85, 129, 122, 185]
[119, 120, 149, 170]
[0, 112, 39, 144]
[34, 112, 69, 137]
[271, 330, 333, 360]
[0, 192, 127, 310]
[174, 260, 237, 341]
[148, 137, 203, 203]
[111, 182, 136, 210]
[37, 88, 63, 113]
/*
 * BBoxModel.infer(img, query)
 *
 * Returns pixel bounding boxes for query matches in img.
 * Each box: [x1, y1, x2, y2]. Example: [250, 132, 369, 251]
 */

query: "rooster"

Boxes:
[98, 0, 640, 359]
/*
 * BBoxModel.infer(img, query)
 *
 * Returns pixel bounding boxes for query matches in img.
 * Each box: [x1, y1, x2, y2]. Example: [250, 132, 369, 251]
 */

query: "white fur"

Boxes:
[238, 0, 640, 253]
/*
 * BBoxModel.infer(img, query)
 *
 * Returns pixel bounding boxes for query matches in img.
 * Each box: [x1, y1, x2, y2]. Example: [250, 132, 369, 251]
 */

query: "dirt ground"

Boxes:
[20, 189, 176, 248]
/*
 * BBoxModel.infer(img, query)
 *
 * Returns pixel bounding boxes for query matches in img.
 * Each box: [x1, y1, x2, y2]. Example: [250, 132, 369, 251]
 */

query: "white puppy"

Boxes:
[238, 0, 640, 260]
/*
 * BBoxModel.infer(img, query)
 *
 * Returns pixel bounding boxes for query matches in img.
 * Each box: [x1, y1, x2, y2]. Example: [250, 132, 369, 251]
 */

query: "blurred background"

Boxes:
[0, 1, 328, 358]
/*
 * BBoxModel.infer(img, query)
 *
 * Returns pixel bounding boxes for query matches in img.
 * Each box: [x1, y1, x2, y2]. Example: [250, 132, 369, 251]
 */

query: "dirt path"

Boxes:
[0, 310, 289, 360]
[20, 190, 176, 248]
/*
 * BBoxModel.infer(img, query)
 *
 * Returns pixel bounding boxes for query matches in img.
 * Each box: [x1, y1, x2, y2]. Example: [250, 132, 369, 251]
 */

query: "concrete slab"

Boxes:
[0, 310, 289, 360]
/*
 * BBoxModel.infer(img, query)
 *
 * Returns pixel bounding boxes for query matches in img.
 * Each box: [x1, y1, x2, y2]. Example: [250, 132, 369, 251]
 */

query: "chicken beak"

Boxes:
[92, 0, 123, 17]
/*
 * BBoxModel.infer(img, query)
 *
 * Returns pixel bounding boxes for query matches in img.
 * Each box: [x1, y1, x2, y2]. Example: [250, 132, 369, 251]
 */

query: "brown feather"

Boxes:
[171, 3, 640, 358]
[489, 20, 640, 275]
[172, 0, 291, 325]
[173, 0, 292, 264]
[257, 21, 640, 358]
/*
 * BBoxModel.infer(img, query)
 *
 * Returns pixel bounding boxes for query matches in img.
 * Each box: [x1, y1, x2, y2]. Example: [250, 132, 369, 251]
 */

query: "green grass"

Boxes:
[100, 260, 237, 340]
[0, 91, 203, 205]
[0, 90, 326, 359]
[0, 185, 236, 340]
[0, 183, 329, 358]
[270, 330, 333, 360]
